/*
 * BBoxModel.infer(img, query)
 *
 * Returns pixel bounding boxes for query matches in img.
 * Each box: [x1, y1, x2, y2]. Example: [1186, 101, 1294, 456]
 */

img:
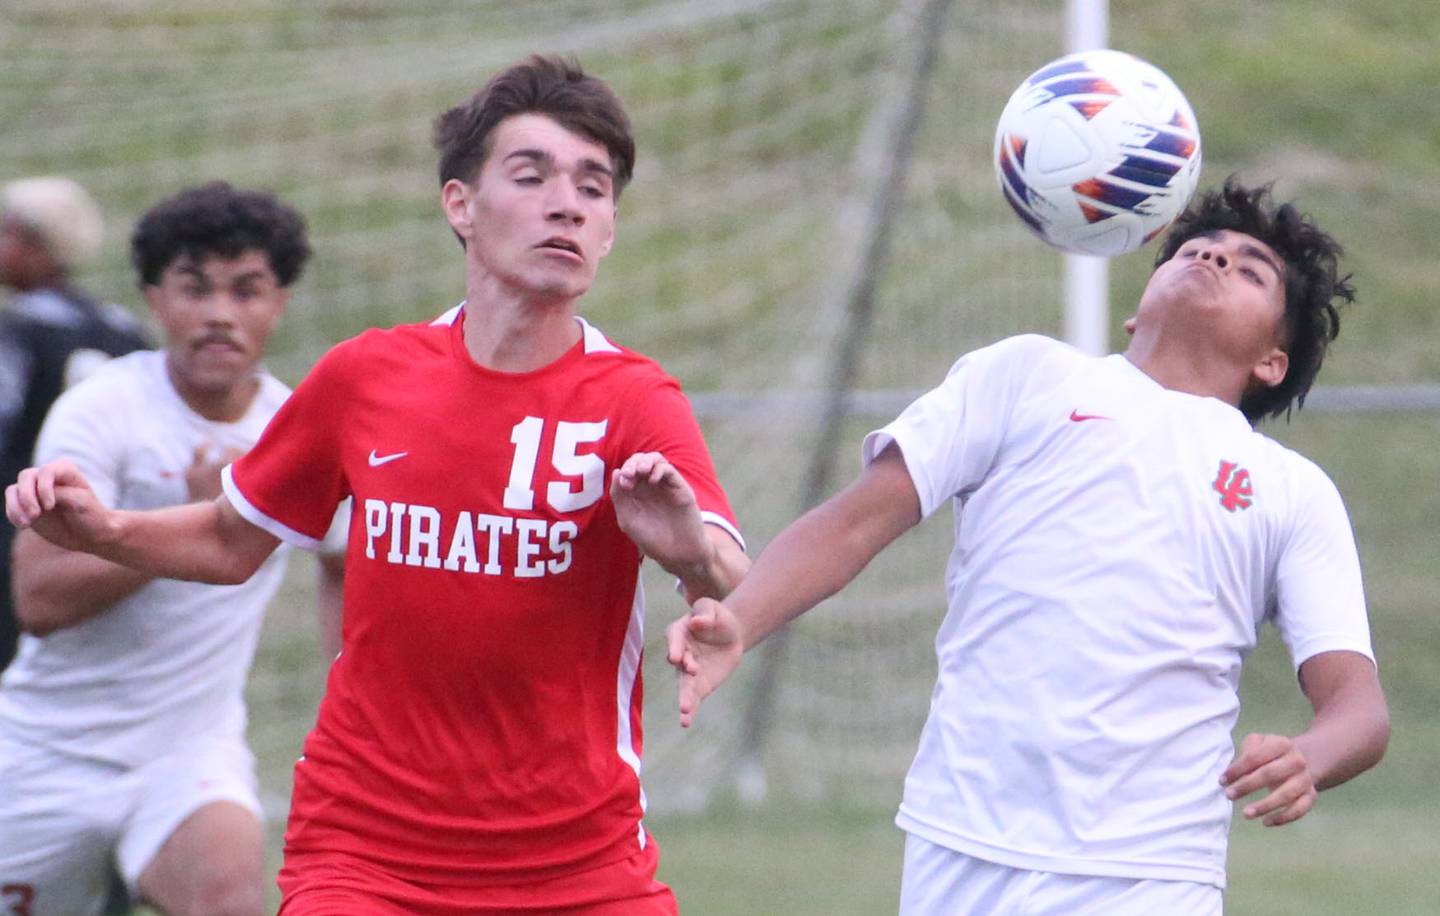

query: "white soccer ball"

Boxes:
[993, 49, 1202, 257]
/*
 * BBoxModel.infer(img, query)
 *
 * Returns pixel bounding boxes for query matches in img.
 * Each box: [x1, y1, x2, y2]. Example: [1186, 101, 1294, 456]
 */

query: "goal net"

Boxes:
[1, 0, 1073, 813]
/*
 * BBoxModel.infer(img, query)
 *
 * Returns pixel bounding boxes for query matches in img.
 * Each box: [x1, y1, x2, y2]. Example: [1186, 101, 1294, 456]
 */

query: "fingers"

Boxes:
[668, 615, 703, 730]
[189, 444, 244, 470]
[1244, 777, 1316, 826]
[611, 452, 677, 491]
[665, 616, 698, 674]
[668, 599, 733, 729]
[1222, 732, 1317, 826]
[7, 464, 57, 524]
[7, 471, 37, 524]
[1220, 732, 1277, 788]
[1224, 753, 1295, 801]
[4, 483, 24, 527]
[666, 600, 724, 672]
[5, 461, 97, 529]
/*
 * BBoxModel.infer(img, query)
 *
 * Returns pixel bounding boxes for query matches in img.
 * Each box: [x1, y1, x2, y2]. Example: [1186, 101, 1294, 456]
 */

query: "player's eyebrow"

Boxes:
[175, 263, 268, 285]
[1239, 243, 1284, 283]
[503, 148, 552, 169]
[577, 157, 613, 179]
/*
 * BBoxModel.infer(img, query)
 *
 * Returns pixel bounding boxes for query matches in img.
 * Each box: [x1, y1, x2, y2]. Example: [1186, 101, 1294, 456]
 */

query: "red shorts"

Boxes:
[278, 841, 677, 915]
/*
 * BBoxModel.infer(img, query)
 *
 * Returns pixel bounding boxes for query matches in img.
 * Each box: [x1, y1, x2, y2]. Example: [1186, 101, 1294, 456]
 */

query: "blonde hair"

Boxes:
[1, 176, 105, 268]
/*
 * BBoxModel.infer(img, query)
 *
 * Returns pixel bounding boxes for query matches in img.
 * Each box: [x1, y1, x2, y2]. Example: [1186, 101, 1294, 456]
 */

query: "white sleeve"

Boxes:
[316, 496, 353, 556]
[1271, 460, 1374, 670]
[32, 372, 130, 509]
[860, 335, 1042, 519]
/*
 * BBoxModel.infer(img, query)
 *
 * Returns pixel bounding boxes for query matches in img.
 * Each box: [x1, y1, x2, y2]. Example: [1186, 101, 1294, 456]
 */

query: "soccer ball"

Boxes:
[993, 49, 1202, 257]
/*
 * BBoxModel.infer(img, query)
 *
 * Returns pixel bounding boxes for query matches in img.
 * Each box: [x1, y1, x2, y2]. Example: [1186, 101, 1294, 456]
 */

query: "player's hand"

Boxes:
[610, 452, 711, 576]
[185, 443, 246, 502]
[666, 597, 744, 728]
[5, 460, 117, 552]
[1220, 732, 1318, 826]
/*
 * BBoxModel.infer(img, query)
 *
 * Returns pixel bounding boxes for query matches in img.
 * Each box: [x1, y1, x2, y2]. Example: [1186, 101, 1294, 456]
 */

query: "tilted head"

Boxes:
[1150, 179, 1354, 422]
[433, 56, 634, 305]
[0, 176, 105, 290]
[433, 55, 635, 197]
[130, 182, 311, 414]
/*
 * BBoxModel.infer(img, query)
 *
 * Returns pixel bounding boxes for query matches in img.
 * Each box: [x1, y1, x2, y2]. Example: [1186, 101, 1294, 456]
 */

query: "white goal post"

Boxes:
[1064, 0, 1111, 355]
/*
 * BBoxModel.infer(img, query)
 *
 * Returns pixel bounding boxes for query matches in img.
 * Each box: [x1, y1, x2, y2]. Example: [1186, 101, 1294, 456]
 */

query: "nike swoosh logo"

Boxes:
[1069, 410, 1111, 422]
[368, 450, 409, 467]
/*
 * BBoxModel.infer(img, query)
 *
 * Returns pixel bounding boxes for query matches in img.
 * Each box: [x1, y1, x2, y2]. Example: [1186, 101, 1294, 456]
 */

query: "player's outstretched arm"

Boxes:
[7, 459, 279, 585]
[9, 444, 254, 635]
[1221, 650, 1388, 827]
[666, 443, 922, 727]
[610, 451, 749, 601]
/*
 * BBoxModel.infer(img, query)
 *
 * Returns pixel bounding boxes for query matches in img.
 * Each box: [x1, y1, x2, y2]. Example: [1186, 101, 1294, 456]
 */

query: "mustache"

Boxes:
[192, 332, 242, 350]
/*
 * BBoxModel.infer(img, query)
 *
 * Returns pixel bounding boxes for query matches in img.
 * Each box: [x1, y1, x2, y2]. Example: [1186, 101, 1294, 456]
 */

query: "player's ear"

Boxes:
[1123, 316, 1137, 336]
[441, 179, 475, 241]
[141, 283, 165, 316]
[598, 206, 616, 259]
[1251, 346, 1288, 389]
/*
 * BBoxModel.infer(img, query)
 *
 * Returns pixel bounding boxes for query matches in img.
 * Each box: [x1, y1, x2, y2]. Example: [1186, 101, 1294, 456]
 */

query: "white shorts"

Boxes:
[0, 731, 262, 916]
[900, 833, 1223, 916]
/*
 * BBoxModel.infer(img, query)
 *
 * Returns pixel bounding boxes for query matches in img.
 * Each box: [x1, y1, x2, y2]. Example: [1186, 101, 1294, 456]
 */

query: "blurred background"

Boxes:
[3, 1, 1436, 913]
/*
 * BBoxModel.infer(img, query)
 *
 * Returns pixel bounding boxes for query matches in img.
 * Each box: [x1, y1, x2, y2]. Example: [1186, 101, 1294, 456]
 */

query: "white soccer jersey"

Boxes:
[863, 334, 1373, 889]
[0, 350, 324, 768]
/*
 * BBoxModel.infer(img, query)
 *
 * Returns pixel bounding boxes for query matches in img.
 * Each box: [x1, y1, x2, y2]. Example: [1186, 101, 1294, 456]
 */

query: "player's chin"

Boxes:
[531, 265, 596, 298]
[188, 365, 255, 396]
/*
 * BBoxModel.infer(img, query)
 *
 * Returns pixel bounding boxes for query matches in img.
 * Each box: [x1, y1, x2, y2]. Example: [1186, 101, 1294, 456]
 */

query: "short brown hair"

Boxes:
[432, 55, 635, 197]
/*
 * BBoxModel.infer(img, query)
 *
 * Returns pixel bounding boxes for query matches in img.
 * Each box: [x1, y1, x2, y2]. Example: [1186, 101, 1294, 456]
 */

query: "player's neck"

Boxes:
[1123, 333, 1245, 408]
[460, 292, 582, 373]
[165, 359, 261, 423]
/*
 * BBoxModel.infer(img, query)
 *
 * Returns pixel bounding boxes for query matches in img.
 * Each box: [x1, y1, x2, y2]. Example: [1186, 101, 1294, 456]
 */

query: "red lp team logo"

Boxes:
[1212, 460, 1254, 512]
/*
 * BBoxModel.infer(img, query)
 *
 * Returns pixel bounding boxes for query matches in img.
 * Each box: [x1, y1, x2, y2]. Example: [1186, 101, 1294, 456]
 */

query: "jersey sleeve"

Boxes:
[1270, 460, 1374, 670]
[316, 497, 353, 556]
[861, 335, 1044, 519]
[32, 365, 133, 508]
[619, 371, 744, 551]
[222, 342, 354, 549]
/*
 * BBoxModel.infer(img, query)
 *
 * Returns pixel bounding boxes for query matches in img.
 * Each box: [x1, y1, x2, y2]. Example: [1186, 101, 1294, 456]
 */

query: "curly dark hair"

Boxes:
[130, 181, 311, 288]
[432, 54, 635, 197]
[1154, 178, 1354, 423]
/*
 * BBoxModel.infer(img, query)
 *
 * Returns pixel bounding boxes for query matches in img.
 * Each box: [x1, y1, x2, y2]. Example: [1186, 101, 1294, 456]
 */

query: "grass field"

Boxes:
[7, 0, 1439, 913]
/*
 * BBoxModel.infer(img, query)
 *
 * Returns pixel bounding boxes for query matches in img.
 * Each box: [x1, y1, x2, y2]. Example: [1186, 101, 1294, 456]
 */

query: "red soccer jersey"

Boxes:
[224, 307, 740, 907]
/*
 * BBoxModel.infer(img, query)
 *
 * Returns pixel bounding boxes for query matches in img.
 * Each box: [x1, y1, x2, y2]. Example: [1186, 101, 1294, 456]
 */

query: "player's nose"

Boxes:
[544, 183, 585, 226]
[1198, 245, 1229, 270]
[201, 293, 240, 323]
